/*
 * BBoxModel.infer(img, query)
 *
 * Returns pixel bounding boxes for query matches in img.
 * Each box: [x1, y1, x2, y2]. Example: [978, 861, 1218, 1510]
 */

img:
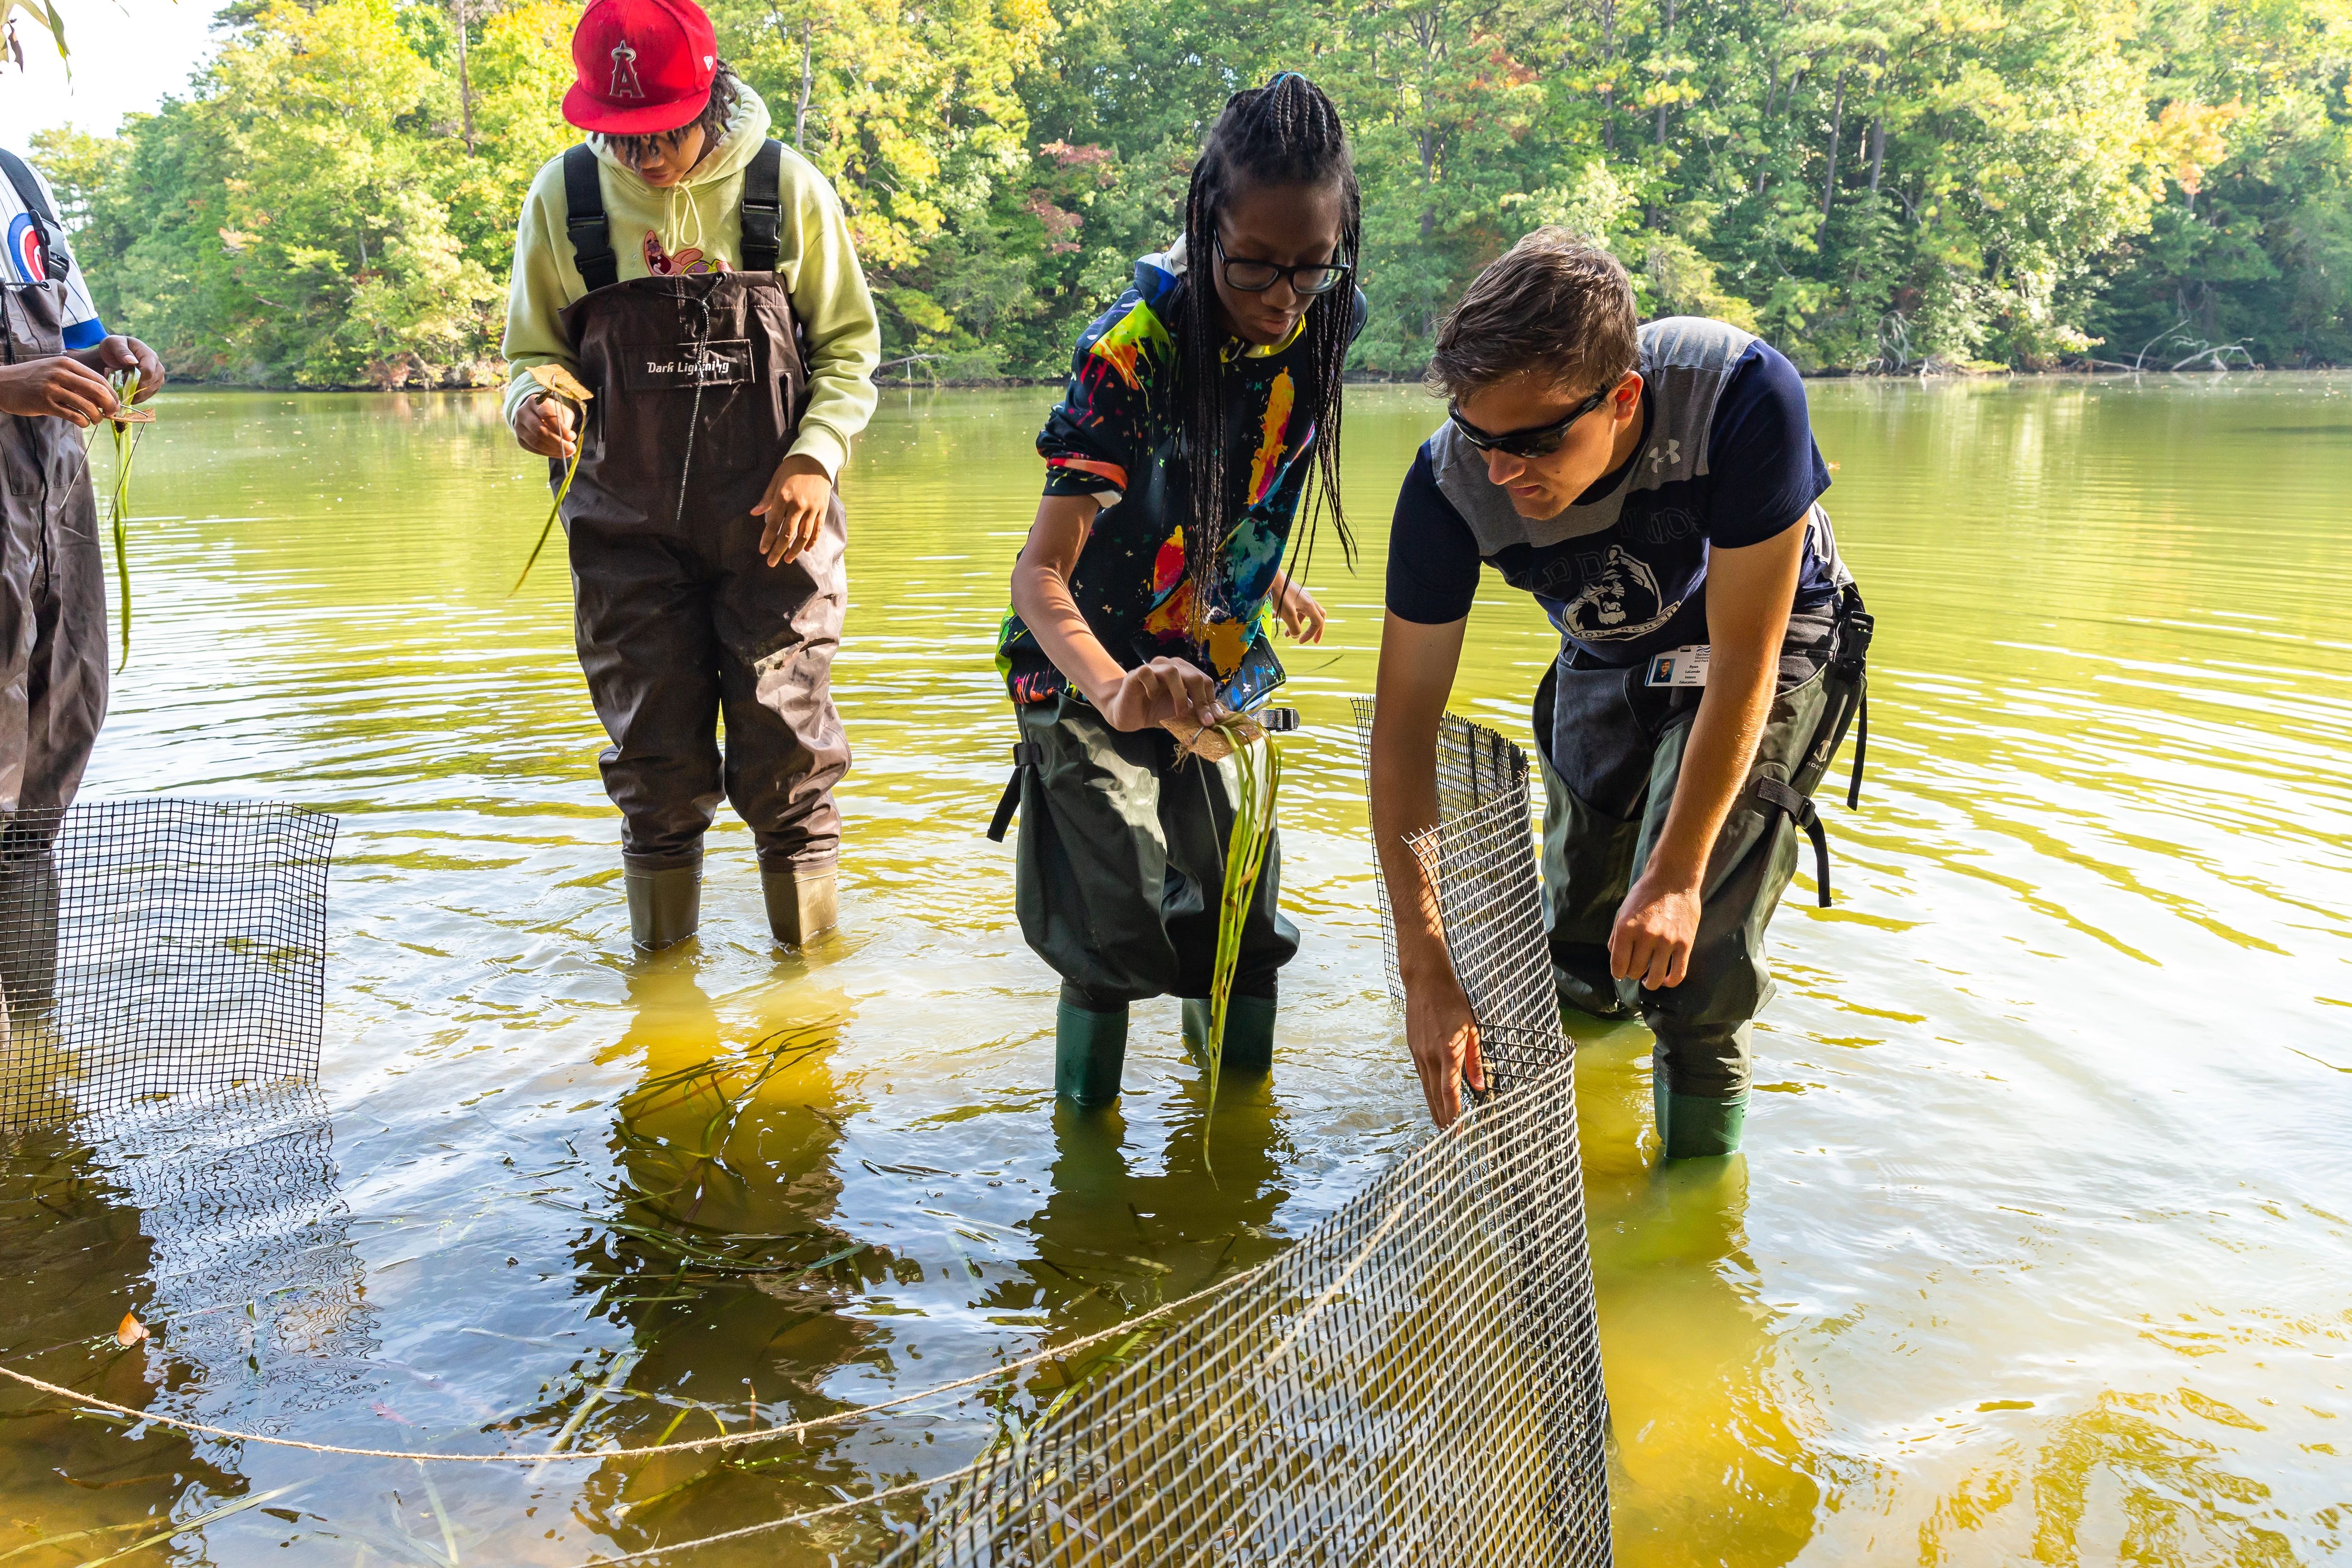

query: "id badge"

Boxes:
[1644, 644, 1710, 688]
[622, 338, 751, 392]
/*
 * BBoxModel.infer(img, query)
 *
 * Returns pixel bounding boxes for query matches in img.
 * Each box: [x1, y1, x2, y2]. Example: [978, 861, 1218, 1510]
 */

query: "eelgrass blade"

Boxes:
[1199, 717, 1280, 1171]
[69, 1482, 302, 1568]
[100, 366, 144, 670]
[512, 429, 583, 595]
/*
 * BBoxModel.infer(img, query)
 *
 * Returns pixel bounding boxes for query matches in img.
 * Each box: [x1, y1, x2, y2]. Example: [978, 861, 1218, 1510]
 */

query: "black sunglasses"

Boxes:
[1447, 384, 1616, 459]
[1213, 233, 1353, 297]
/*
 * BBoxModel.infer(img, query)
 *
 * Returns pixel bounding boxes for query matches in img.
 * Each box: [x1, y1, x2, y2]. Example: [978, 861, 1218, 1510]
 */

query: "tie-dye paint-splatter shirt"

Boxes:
[997, 247, 1363, 706]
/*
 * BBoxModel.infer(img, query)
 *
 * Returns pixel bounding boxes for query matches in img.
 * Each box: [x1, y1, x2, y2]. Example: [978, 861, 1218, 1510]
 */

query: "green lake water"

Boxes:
[2, 373, 2349, 1565]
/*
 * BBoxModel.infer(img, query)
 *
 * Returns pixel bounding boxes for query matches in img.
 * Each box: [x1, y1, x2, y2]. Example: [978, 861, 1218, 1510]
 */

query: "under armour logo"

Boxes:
[1650, 438, 1683, 473]
[609, 39, 645, 99]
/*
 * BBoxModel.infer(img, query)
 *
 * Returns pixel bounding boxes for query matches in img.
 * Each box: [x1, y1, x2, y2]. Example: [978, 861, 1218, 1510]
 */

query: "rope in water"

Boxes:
[588, 1468, 974, 1564]
[0, 1258, 1267, 1465]
[593, 1129, 1447, 1563]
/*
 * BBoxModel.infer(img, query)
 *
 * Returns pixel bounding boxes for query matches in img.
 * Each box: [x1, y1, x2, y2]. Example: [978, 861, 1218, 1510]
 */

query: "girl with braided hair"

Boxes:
[997, 72, 1365, 1106]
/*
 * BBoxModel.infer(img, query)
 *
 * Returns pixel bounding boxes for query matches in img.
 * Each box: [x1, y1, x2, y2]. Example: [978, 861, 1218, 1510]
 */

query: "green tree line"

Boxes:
[30, 0, 2352, 387]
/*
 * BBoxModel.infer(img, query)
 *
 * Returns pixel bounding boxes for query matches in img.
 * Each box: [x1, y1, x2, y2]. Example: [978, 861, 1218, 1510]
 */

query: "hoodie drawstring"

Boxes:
[662, 183, 707, 259]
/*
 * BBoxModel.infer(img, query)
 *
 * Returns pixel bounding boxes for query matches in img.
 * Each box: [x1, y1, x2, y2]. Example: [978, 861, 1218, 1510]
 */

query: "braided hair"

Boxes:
[1175, 72, 1361, 648]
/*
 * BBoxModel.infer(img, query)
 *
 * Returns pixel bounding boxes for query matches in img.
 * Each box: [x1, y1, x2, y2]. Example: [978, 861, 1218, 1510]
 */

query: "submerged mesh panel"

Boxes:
[0, 800, 336, 1130]
[896, 709, 1609, 1567]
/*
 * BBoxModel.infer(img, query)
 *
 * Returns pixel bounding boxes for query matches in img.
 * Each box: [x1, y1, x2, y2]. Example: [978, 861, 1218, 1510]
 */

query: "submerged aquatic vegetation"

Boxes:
[1191, 709, 1281, 1161]
[101, 368, 152, 668]
[512, 364, 594, 593]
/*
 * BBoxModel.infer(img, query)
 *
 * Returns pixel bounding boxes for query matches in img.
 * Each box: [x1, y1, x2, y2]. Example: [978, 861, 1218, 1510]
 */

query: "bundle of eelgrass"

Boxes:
[101, 368, 154, 668]
[1181, 709, 1281, 1160]
[512, 364, 594, 593]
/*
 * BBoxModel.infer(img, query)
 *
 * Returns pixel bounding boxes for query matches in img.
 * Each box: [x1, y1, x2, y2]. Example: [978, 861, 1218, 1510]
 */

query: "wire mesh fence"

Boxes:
[0, 799, 336, 1130]
[894, 707, 1609, 1568]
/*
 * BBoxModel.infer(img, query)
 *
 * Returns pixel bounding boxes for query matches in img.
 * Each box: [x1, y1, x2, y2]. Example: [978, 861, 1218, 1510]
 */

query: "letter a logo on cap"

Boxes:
[565, 0, 719, 133]
[609, 38, 645, 99]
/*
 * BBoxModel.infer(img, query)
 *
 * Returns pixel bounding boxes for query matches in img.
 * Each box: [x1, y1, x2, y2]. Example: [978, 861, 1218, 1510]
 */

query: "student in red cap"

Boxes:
[502, 0, 880, 952]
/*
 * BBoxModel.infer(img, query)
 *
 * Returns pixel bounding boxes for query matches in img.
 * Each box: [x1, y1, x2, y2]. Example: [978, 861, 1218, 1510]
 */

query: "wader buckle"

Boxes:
[987, 741, 1044, 843]
[1754, 776, 1834, 907]
[1258, 707, 1300, 733]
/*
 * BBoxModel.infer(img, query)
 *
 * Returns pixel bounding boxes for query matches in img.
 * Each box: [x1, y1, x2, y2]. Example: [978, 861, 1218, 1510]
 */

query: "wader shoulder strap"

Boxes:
[563, 144, 619, 294]
[1830, 583, 1874, 809]
[740, 140, 784, 275]
[0, 149, 71, 283]
[987, 741, 1043, 843]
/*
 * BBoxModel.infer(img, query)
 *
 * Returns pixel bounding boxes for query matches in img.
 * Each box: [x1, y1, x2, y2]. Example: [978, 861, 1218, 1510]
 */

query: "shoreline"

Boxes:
[145, 360, 2350, 396]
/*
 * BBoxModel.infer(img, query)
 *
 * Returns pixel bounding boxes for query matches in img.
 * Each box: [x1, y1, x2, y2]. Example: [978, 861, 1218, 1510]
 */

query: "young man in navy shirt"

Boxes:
[1367, 229, 1866, 1157]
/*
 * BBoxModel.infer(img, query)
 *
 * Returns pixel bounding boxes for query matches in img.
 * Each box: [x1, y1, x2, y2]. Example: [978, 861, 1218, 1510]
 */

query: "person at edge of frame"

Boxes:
[0, 142, 166, 1012]
[501, 0, 881, 952]
[994, 73, 1365, 1106]
[1367, 228, 1870, 1158]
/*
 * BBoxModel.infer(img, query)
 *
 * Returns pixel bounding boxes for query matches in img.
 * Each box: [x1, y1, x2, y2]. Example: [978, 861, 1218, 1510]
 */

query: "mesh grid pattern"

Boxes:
[898, 709, 1609, 1567]
[101, 1082, 377, 1407]
[0, 799, 336, 1130]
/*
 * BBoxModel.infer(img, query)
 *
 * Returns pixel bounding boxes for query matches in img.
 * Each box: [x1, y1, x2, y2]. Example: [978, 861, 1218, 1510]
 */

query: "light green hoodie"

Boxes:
[500, 85, 881, 481]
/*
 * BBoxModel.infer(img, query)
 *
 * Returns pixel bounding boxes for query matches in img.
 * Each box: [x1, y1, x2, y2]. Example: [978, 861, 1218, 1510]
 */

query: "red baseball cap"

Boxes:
[563, 0, 719, 136]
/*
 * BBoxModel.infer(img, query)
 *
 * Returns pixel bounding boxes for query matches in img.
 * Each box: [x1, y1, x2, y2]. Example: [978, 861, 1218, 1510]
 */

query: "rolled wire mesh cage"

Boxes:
[894, 706, 1610, 1567]
[0, 799, 336, 1130]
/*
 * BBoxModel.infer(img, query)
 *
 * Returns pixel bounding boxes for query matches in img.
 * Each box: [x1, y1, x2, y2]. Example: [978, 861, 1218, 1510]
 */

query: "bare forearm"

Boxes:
[1369, 612, 1470, 986]
[1009, 557, 1128, 708]
[1648, 644, 1776, 889]
[1369, 711, 1449, 982]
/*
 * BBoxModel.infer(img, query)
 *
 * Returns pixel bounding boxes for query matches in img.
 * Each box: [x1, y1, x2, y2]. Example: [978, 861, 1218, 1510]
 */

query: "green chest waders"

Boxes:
[555, 141, 851, 951]
[988, 644, 1302, 1105]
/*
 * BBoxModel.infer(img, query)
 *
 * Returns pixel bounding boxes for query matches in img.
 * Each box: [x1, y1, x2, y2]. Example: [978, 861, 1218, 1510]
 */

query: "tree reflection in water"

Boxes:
[0, 1085, 371, 1560]
[989, 1058, 1298, 1420]
[561, 959, 921, 1562]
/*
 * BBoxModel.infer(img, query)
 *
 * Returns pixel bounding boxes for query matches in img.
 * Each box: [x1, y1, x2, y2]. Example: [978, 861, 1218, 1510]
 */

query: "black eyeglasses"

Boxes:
[1447, 385, 1616, 459]
[1213, 233, 1352, 296]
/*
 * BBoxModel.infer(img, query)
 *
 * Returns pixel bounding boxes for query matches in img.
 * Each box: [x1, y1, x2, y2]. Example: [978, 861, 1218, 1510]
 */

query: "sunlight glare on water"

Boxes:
[0, 373, 2347, 1566]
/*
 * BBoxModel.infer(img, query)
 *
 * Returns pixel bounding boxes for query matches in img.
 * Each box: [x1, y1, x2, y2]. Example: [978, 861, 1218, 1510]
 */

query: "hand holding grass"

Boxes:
[514, 391, 579, 459]
[0, 356, 117, 425]
[1094, 655, 1222, 733]
[510, 366, 594, 592]
[82, 334, 165, 403]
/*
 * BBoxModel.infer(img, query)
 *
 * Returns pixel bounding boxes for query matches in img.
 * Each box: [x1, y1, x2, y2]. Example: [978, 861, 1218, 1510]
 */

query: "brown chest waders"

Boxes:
[555, 141, 848, 951]
[1536, 583, 1872, 1159]
[0, 150, 108, 1009]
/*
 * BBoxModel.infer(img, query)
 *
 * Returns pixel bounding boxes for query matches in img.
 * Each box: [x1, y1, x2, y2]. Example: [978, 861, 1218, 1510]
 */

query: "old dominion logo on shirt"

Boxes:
[1556, 541, 1679, 642]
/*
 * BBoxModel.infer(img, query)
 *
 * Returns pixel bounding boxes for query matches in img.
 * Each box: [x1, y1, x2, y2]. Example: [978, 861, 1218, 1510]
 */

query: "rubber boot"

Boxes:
[624, 864, 701, 951]
[1181, 994, 1277, 1074]
[0, 849, 60, 1012]
[1653, 1074, 1747, 1160]
[763, 865, 839, 949]
[1055, 982, 1127, 1106]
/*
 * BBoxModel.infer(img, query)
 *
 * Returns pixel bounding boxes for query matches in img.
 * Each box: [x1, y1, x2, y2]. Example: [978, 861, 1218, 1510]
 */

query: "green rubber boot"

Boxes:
[624, 863, 701, 951]
[1055, 984, 1128, 1106]
[1181, 994, 1277, 1074]
[1653, 1075, 1747, 1160]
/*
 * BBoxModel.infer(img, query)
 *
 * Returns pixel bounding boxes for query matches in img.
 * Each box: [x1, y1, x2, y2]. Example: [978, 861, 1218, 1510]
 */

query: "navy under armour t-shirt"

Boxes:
[1385, 317, 1839, 666]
